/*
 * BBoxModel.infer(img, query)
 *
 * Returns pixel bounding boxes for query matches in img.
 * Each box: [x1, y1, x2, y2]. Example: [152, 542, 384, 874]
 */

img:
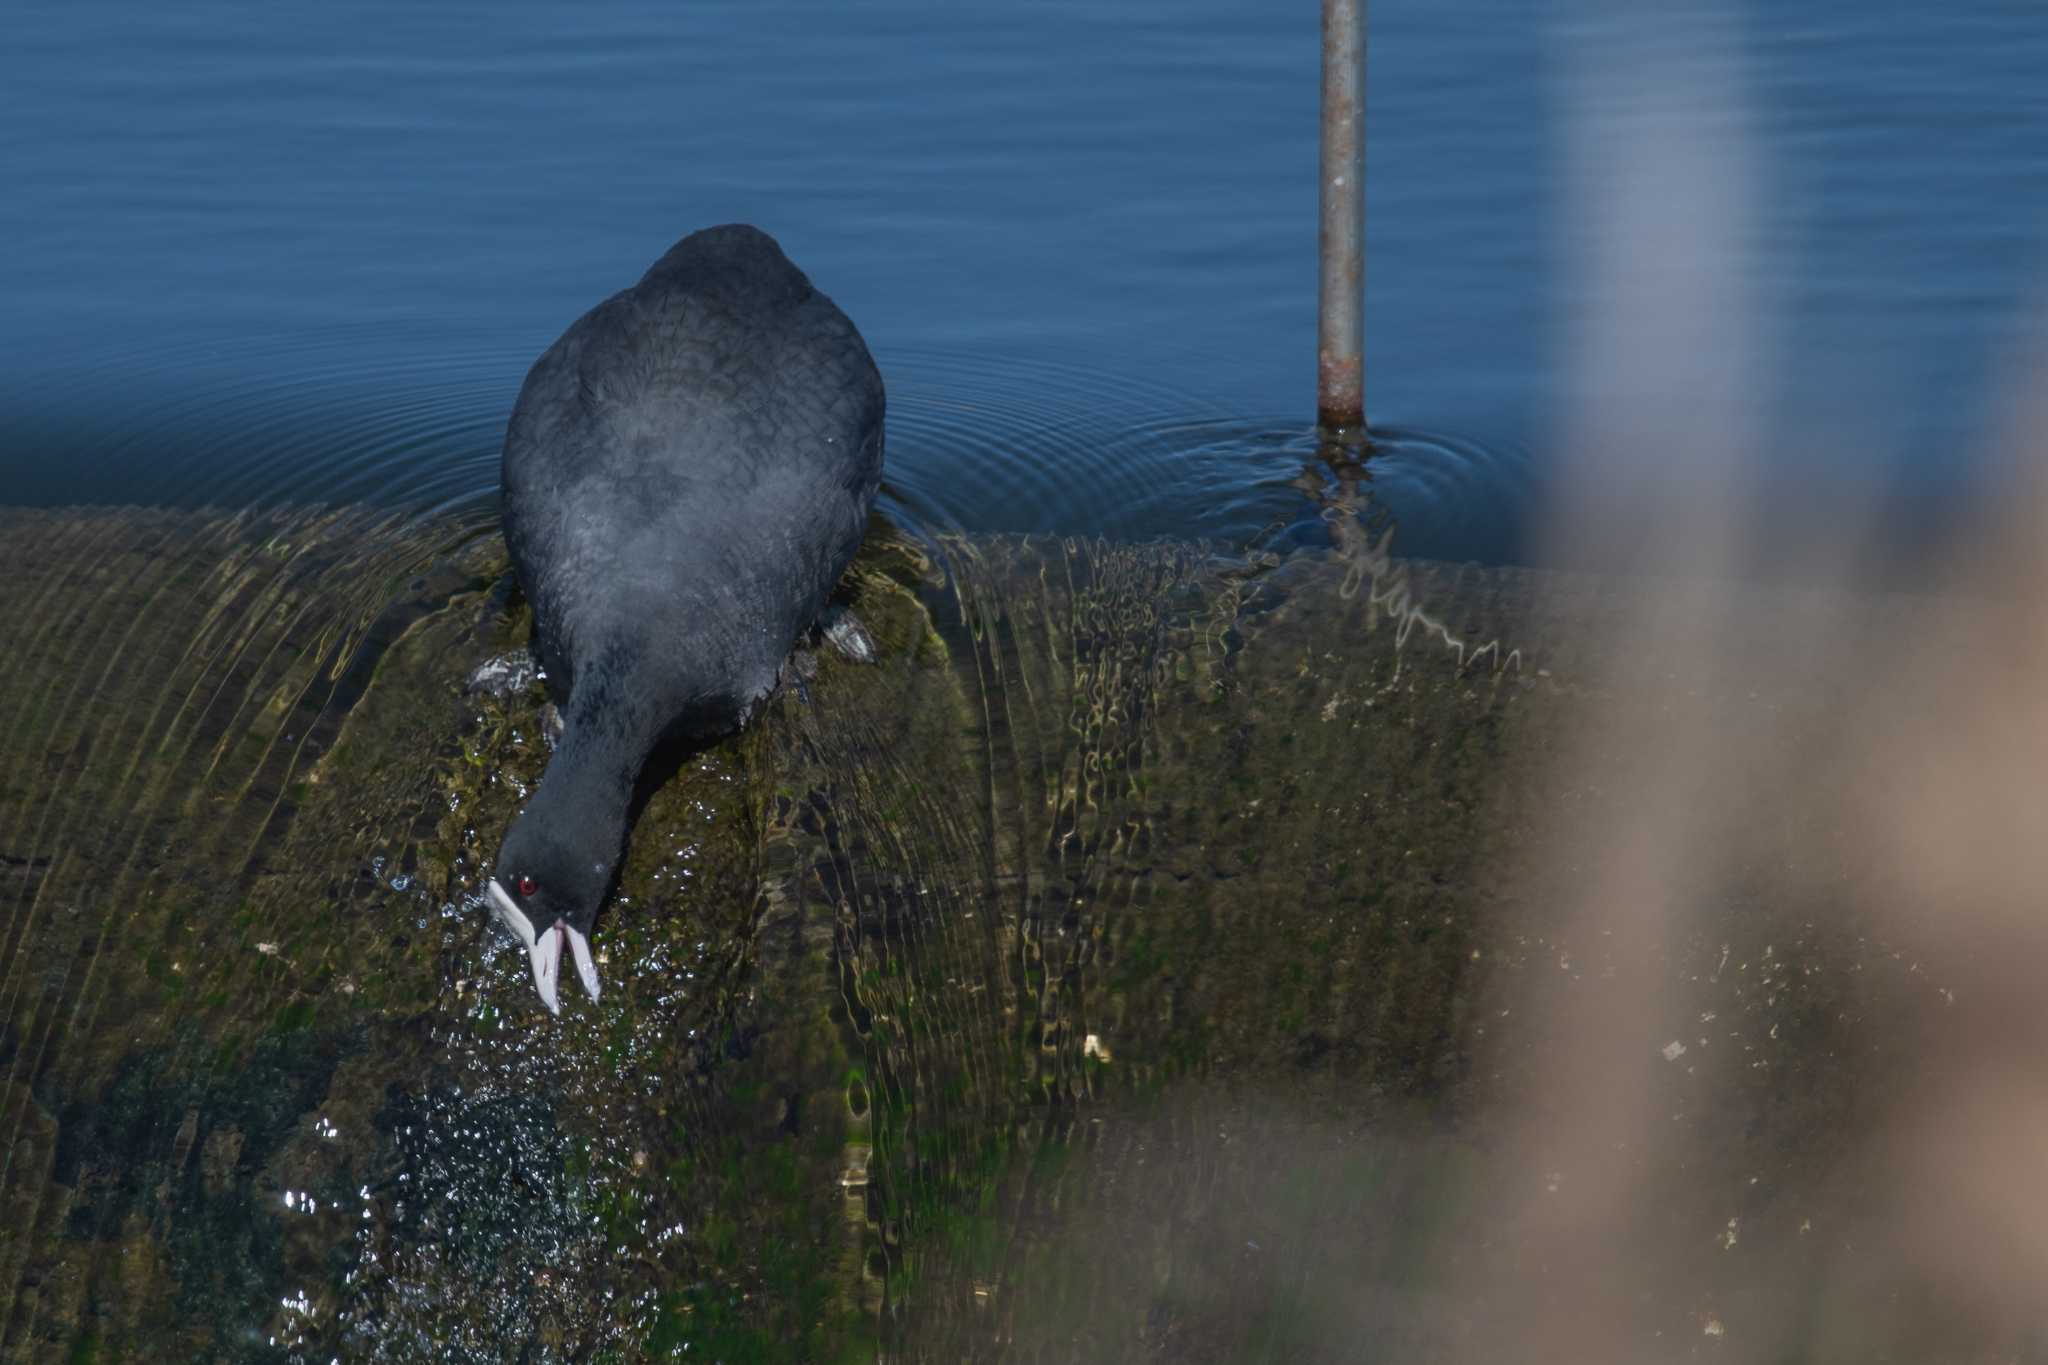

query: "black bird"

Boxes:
[485, 224, 884, 1012]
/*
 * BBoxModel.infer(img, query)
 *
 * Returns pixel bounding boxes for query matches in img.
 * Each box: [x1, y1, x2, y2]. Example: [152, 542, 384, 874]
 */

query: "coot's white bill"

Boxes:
[487, 879, 600, 1013]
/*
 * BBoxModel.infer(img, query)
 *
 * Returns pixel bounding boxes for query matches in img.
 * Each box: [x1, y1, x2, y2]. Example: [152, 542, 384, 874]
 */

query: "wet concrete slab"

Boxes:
[0, 504, 2024, 1362]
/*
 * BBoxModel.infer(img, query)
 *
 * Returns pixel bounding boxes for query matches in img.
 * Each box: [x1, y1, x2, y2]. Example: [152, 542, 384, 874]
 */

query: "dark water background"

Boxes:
[5, 0, 2045, 563]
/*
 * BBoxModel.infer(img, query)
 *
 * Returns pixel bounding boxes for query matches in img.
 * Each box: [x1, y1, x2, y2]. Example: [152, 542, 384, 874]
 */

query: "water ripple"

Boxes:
[1, 325, 522, 516]
[4, 329, 1536, 567]
[885, 347, 1535, 561]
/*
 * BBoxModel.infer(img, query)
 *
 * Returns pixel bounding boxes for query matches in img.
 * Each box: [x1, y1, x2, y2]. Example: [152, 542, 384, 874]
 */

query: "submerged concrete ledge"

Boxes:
[0, 503, 2017, 1362]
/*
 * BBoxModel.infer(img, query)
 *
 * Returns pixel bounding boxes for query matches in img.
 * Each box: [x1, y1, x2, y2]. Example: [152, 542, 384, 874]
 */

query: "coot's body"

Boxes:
[488, 225, 884, 1012]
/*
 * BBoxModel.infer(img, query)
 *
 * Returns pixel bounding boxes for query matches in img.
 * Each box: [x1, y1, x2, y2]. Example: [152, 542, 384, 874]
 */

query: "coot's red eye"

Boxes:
[517, 875, 537, 897]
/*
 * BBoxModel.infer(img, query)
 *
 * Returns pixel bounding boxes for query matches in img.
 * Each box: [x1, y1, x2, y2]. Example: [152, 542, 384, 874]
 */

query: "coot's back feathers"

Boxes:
[502, 224, 885, 736]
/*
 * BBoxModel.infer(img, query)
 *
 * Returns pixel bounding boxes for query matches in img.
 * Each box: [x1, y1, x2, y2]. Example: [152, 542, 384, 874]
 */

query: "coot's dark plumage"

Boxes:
[486, 224, 884, 1012]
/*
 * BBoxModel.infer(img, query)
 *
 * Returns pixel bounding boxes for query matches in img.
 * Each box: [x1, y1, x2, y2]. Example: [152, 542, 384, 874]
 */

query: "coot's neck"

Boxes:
[524, 688, 665, 862]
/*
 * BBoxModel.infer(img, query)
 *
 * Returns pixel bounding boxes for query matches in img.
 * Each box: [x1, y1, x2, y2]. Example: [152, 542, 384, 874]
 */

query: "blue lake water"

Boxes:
[3, 0, 2044, 566]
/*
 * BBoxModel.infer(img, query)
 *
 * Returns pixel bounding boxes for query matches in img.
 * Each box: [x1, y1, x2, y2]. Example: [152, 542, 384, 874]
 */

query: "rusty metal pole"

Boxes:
[1318, 0, 1366, 442]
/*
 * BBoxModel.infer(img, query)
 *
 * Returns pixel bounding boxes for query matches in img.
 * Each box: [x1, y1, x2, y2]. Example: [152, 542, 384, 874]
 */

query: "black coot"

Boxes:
[486, 225, 884, 1012]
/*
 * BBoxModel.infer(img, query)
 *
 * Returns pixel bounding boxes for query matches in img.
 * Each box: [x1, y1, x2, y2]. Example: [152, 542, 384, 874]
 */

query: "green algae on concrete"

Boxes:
[0, 505, 509, 1361]
[0, 504, 1520, 1360]
[0, 504, 2023, 1362]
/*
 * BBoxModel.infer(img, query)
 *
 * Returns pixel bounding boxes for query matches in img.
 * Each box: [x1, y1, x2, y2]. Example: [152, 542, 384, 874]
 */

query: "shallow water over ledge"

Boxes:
[0, 504, 2028, 1361]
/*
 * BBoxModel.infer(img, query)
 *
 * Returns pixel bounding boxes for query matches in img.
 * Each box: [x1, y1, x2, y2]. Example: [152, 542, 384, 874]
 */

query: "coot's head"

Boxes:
[487, 812, 613, 1014]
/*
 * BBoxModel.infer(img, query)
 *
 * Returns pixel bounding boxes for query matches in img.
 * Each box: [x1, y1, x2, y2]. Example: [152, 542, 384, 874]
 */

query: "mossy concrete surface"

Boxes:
[0, 505, 2012, 1361]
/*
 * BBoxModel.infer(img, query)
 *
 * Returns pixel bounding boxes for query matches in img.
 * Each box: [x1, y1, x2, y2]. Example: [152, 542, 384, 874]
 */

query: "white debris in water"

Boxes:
[464, 651, 539, 696]
[256, 942, 280, 957]
[1662, 1039, 1688, 1062]
[1703, 1317, 1725, 1337]
[1719, 1217, 1739, 1250]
